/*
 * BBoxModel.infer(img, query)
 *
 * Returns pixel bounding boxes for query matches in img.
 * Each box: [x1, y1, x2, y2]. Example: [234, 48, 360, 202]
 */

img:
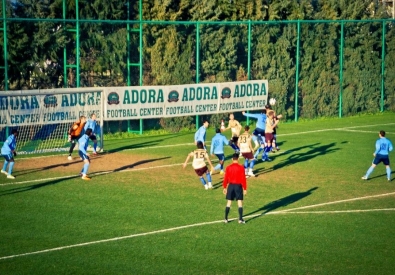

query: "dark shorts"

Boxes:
[265, 133, 274, 143]
[215, 154, 225, 162]
[242, 152, 254, 160]
[253, 128, 265, 144]
[2, 153, 14, 161]
[194, 166, 208, 177]
[373, 154, 390, 166]
[79, 151, 90, 161]
[226, 184, 244, 201]
[231, 136, 239, 144]
[89, 134, 97, 141]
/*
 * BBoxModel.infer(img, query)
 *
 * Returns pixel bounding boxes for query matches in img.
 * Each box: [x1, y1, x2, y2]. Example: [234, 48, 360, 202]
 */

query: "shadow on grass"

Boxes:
[253, 142, 339, 177]
[0, 176, 80, 196]
[112, 156, 171, 172]
[244, 187, 318, 223]
[105, 133, 191, 153]
[12, 160, 81, 176]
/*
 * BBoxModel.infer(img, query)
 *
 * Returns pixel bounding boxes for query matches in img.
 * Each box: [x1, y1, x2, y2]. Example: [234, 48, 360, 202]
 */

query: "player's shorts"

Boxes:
[89, 134, 97, 141]
[2, 153, 14, 161]
[194, 166, 208, 177]
[265, 133, 274, 143]
[253, 128, 265, 137]
[241, 152, 254, 160]
[78, 150, 90, 161]
[226, 184, 244, 201]
[373, 154, 390, 166]
[70, 135, 80, 143]
[215, 154, 225, 162]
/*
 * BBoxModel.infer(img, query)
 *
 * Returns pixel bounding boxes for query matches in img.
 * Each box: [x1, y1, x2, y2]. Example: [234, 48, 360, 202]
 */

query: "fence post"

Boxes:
[381, 20, 386, 113]
[339, 21, 344, 118]
[295, 20, 301, 122]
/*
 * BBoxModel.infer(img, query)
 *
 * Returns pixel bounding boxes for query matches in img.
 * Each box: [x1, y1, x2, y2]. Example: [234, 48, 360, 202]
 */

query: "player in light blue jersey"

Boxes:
[78, 128, 93, 180]
[84, 113, 98, 155]
[362, 130, 393, 181]
[1, 129, 18, 179]
[242, 110, 267, 160]
[194, 120, 209, 149]
[210, 128, 230, 175]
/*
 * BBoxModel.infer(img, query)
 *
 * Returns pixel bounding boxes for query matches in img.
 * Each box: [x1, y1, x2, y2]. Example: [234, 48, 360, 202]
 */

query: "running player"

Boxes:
[183, 141, 214, 189]
[194, 120, 209, 150]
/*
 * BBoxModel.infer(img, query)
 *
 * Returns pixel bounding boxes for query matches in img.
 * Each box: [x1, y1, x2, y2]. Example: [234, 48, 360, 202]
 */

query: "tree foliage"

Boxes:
[0, 0, 394, 122]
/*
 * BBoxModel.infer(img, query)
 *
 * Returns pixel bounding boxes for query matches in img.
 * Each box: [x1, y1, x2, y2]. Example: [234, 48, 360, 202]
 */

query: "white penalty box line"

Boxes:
[0, 191, 395, 261]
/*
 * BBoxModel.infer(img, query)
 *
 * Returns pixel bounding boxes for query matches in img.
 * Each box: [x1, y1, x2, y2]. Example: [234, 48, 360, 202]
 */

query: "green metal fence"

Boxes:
[1, 0, 394, 129]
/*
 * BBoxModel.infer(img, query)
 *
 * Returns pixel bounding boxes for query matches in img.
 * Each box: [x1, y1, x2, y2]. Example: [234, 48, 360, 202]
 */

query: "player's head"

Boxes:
[203, 120, 209, 128]
[229, 113, 234, 120]
[244, 125, 250, 132]
[232, 153, 239, 160]
[11, 129, 18, 136]
[91, 113, 96, 120]
[85, 128, 93, 136]
[267, 110, 275, 117]
[379, 130, 386, 137]
[265, 104, 271, 110]
[80, 115, 86, 122]
[196, 141, 204, 149]
[216, 128, 221, 134]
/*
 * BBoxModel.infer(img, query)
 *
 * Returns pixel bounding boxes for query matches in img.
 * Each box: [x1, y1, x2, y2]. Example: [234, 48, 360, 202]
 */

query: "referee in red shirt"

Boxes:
[223, 153, 247, 224]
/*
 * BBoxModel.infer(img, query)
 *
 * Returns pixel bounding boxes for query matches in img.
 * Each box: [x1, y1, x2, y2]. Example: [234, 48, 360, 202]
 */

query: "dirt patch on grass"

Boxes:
[15, 152, 170, 177]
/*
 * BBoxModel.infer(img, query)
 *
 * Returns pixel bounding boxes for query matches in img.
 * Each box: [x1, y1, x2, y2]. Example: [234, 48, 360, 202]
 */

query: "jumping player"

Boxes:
[222, 113, 242, 154]
[183, 141, 214, 189]
[67, 115, 87, 160]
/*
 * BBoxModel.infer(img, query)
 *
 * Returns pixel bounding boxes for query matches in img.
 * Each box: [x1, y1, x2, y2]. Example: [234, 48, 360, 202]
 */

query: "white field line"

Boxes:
[1, 191, 395, 261]
[0, 162, 186, 186]
[268, 208, 395, 214]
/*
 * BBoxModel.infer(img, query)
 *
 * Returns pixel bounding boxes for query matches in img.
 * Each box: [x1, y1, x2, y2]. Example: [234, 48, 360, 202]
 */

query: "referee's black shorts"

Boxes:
[226, 183, 244, 201]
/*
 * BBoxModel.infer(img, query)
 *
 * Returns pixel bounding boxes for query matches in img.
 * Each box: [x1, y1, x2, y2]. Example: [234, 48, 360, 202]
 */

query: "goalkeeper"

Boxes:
[67, 116, 87, 160]
[1, 129, 18, 179]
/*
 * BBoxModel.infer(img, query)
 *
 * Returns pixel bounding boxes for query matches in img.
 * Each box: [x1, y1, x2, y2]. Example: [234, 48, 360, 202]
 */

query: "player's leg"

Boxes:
[384, 157, 391, 181]
[206, 170, 213, 188]
[1, 155, 9, 174]
[362, 160, 378, 180]
[79, 150, 91, 180]
[68, 138, 77, 160]
[90, 135, 98, 154]
[248, 157, 256, 177]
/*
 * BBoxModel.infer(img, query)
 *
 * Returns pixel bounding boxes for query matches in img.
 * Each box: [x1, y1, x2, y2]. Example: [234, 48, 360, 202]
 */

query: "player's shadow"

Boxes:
[105, 133, 190, 153]
[112, 156, 171, 172]
[244, 187, 318, 223]
[0, 176, 79, 196]
[12, 160, 80, 176]
[253, 143, 338, 177]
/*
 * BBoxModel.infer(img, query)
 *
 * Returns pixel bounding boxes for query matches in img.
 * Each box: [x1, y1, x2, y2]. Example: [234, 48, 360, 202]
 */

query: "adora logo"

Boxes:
[44, 95, 58, 107]
[107, 92, 120, 105]
[221, 87, 231, 99]
[167, 90, 179, 102]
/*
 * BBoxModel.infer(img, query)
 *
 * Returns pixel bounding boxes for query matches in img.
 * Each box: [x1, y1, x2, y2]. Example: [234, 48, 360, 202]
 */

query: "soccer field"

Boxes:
[1, 113, 395, 275]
